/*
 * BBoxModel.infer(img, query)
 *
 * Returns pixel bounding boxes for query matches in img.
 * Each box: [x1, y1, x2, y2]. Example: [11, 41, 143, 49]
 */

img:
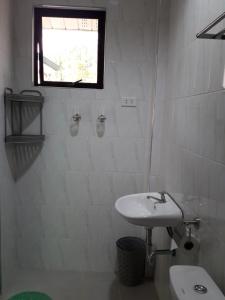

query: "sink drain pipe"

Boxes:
[145, 227, 176, 279]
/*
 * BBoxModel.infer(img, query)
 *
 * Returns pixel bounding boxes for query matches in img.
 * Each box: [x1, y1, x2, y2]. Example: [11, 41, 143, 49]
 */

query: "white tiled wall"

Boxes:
[0, 0, 18, 292]
[12, 0, 157, 271]
[151, 1, 225, 299]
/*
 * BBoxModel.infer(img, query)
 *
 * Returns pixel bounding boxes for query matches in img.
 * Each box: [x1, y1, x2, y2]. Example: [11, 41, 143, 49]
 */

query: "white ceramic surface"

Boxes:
[115, 192, 183, 227]
[170, 265, 225, 300]
[151, 1, 225, 299]
[0, 0, 18, 292]
[12, 0, 158, 272]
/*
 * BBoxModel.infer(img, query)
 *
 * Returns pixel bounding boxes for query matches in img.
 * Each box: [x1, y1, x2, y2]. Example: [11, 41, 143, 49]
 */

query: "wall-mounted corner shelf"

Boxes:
[4, 88, 45, 144]
[197, 11, 225, 40]
[5, 89, 44, 103]
[5, 135, 45, 144]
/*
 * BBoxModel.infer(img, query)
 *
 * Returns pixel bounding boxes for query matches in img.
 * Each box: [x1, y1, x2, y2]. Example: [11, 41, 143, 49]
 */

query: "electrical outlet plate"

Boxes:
[121, 97, 137, 107]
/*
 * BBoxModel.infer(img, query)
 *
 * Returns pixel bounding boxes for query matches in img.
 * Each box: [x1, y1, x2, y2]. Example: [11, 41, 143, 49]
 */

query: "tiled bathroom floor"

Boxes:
[2, 270, 159, 300]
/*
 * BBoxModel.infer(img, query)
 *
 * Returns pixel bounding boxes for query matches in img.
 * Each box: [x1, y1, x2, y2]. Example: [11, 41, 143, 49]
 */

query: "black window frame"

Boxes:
[34, 7, 106, 89]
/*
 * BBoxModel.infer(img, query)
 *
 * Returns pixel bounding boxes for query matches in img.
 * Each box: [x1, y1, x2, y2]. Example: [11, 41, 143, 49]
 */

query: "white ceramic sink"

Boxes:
[115, 192, 183, 227]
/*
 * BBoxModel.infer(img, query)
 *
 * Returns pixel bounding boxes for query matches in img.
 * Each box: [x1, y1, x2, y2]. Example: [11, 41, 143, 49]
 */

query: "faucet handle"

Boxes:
[160, 191, 167, 195]
[98, 114, 107, 123]
[160, 191, 166, 202]
[72, 113, 82, 122]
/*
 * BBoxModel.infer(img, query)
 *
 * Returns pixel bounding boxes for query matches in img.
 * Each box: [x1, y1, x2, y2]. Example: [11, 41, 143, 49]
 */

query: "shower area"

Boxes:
[0, 0, 159, 299]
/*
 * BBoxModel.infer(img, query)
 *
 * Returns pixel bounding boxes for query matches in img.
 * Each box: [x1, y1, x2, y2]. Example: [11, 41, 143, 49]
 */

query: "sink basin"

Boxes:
[115, 192, 183, 227]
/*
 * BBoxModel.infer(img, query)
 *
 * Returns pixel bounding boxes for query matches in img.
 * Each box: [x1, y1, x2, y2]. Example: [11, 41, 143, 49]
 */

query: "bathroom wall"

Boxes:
[151, 0, 225, 299]
[0, 0, 18, 292]
[12, 0, 158, 271]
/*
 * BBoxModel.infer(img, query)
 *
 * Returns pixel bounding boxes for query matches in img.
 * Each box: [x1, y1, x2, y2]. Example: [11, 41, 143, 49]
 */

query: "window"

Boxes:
[34, 7, 106, 89]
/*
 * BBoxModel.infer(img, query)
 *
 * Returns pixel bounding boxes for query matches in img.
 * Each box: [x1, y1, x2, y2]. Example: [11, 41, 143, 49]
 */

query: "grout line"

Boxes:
[158, 88, 225, 103]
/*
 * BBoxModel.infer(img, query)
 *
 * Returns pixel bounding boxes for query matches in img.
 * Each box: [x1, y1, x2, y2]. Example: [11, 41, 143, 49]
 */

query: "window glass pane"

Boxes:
[42, 17, 98, 83]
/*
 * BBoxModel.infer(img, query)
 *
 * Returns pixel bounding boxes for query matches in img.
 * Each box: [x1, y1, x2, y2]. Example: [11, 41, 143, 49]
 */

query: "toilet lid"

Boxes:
[170, 266, 225, 300]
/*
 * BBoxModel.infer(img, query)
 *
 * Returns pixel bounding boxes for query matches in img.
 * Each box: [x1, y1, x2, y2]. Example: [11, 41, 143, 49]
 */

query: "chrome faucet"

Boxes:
[147, 191, 167, 203]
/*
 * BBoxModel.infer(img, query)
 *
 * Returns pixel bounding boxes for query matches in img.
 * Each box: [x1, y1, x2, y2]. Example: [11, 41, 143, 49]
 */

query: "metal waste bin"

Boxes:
[116, 237, 146, 286]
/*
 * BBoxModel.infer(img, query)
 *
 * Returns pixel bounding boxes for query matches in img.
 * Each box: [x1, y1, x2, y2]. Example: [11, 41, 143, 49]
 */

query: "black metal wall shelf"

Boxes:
[6, 93, 44, 103]
[5, 135, 45, 144]
[4, 88, 45, 144]
[197, 12, 225, 40]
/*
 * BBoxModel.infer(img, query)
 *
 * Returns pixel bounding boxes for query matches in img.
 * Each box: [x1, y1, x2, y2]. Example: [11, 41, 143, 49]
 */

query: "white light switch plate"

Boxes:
[121, 97, 137, 107]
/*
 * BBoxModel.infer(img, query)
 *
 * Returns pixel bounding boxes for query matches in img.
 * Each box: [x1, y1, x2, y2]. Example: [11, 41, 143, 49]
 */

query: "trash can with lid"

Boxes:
[116, 237, 146, 286]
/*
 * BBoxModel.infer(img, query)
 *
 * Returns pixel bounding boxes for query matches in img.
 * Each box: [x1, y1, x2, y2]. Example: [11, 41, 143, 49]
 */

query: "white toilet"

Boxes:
[170, 265, 225, 300]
